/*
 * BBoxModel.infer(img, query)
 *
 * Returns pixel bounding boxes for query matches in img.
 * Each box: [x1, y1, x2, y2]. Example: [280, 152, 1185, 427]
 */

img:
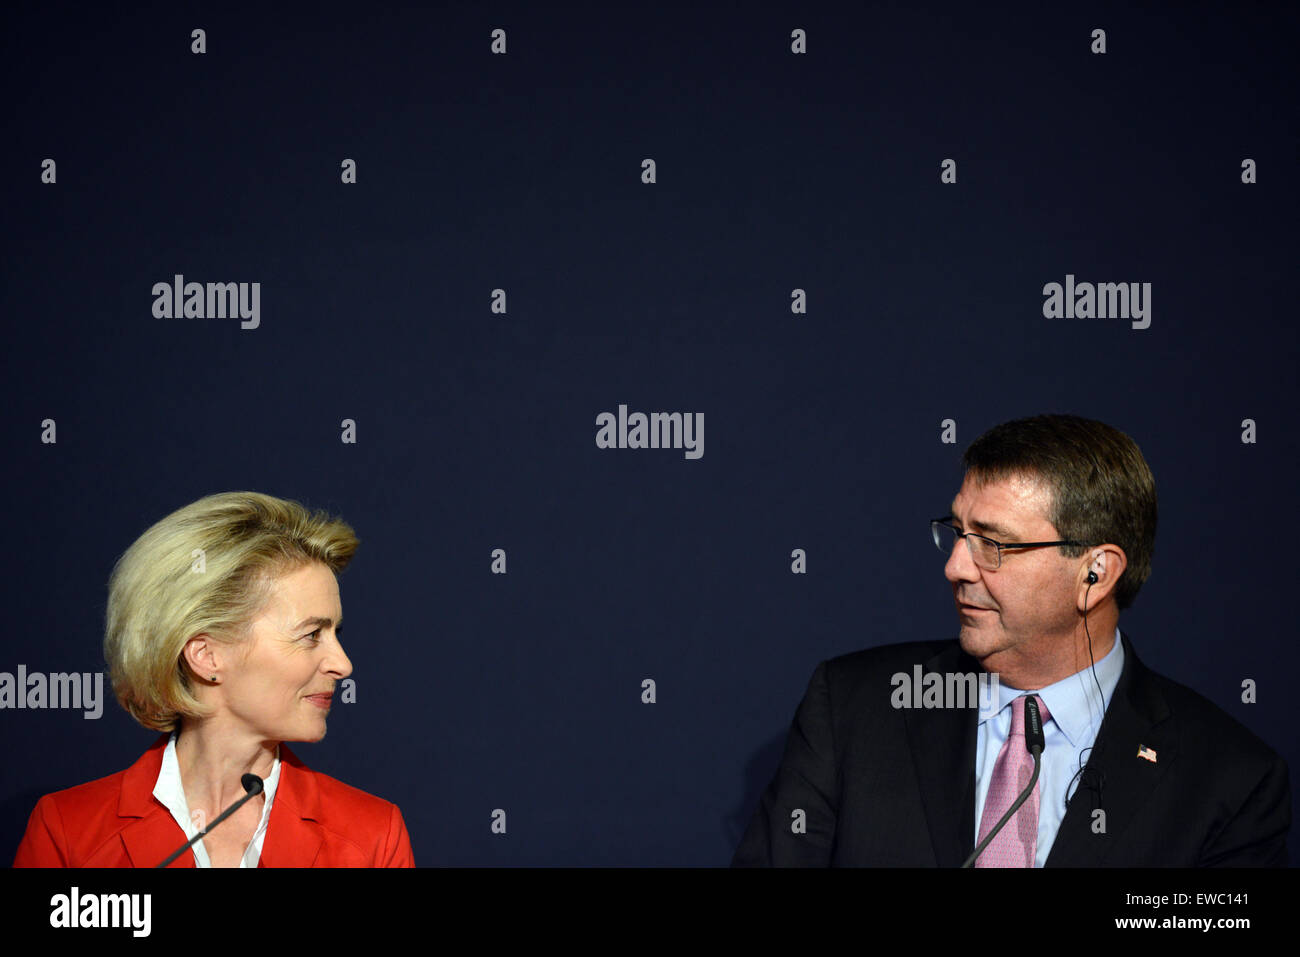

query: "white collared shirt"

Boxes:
[152, 730, 282, 868]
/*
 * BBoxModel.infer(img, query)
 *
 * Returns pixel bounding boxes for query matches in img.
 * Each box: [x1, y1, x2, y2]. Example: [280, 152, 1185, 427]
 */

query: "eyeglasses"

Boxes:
[930, 517, 1091, 570]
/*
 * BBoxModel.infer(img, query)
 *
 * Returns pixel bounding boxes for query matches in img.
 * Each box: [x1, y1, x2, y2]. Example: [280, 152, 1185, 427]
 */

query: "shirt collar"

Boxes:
[978, 626, 1124, 748]
[151, 729, 282, 865]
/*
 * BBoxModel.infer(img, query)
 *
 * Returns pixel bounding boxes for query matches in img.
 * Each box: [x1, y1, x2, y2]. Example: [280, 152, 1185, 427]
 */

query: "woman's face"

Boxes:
[220, 562, 352, 743]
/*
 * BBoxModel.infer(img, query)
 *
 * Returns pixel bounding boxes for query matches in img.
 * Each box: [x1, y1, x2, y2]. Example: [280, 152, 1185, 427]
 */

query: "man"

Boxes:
[733, 414, 1290, 866]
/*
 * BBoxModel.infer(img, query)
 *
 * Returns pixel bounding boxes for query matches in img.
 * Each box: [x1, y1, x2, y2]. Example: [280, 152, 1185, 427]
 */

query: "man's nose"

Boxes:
[944, 533, 980, 583]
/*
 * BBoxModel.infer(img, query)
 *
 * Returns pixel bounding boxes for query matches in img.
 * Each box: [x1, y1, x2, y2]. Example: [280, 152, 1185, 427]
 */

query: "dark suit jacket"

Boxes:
[13, 734, 415, 867]
[733, 631, 1290, 866]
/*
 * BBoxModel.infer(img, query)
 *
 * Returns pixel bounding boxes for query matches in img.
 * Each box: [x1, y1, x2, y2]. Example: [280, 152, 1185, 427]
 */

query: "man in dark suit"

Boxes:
[733, 414, 1290, 866]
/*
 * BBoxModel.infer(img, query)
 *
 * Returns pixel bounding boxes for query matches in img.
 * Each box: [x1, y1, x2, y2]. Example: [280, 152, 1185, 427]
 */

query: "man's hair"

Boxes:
[961, 414, 1157, 610]
[104, 491, 359, 732]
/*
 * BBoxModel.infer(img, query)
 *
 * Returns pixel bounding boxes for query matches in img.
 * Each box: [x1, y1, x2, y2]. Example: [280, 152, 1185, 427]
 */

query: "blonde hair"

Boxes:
[104, 492, 359, 731]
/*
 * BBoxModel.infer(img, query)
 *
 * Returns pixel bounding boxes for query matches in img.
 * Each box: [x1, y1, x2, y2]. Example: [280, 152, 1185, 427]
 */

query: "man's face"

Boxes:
[943, 471, 1080, 671]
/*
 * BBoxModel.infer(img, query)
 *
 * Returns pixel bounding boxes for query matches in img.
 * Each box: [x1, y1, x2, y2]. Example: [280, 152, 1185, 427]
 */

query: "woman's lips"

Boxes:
[306, 694, 333, 709]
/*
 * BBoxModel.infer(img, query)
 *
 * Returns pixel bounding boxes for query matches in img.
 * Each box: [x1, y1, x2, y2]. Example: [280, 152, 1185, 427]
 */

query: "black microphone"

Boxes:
[156, 773, 265, 868]
[961, 695, 1045, 868]
[1024, 695, 1045, 753]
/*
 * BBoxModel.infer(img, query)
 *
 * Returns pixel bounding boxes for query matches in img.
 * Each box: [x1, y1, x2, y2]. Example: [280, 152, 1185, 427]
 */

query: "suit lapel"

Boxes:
[258, 745, 324, 867]
[904, 642, 980, 867]
[117, 734, 195, 868]
[120, 811, 195, 868]
[1046, 631, 1175, 865]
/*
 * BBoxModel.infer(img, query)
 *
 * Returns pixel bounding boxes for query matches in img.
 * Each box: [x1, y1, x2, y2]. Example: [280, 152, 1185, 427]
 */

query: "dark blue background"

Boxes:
[2, 1, 1296, 866]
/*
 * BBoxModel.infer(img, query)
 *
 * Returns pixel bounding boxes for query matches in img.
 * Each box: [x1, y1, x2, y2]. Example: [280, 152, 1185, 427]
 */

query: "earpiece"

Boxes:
[1086, 571, 1098, 585]
[1086, 553, 1104, 586]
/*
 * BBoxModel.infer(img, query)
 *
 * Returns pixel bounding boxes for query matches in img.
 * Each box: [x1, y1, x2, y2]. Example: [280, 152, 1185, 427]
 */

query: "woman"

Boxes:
[13, 491, 414, 867]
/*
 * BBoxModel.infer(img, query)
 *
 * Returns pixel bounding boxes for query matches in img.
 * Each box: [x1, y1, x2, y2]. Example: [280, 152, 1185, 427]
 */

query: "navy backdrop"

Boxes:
[2, 1, 1296, 866]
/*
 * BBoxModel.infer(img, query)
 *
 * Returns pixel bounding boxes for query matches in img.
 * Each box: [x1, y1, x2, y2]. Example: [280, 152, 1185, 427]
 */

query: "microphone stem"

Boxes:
[156, 787, 262, 868]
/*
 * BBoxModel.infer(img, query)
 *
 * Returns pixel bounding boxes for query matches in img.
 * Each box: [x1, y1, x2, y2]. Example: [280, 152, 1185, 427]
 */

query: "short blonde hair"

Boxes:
[105, 491, 359, 732]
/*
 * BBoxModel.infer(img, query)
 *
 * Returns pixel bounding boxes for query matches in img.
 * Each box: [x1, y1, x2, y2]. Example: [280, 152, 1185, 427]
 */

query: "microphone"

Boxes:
[1024, 694, 1045, 753]
[156, 773, 265, 868]
[961, 695, 1044, 868]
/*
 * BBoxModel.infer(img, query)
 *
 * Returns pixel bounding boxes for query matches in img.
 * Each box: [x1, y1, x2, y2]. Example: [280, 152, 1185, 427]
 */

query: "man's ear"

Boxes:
[1077, 545, 1127, 610]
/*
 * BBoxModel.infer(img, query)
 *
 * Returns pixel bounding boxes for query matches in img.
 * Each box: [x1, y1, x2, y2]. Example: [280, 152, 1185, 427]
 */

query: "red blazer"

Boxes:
[13, 734, 415, 867]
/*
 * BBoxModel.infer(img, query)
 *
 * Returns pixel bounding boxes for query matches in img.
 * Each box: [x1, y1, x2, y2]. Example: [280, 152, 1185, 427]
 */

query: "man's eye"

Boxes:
[303, 629, 322, 642]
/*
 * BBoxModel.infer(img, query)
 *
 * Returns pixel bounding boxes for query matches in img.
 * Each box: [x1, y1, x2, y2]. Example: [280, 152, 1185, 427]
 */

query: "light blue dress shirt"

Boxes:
[973, 626, 1124, 867]
[152, 730, 282, 868]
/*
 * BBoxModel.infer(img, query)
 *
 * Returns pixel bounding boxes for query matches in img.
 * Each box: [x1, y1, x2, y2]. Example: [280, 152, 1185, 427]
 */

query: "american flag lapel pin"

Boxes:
[1137, 744, 1158, 763]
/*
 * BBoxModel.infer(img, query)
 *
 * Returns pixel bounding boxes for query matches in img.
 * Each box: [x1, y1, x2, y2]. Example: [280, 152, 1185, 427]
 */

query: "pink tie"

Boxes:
[975, 694, 1051, 868]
